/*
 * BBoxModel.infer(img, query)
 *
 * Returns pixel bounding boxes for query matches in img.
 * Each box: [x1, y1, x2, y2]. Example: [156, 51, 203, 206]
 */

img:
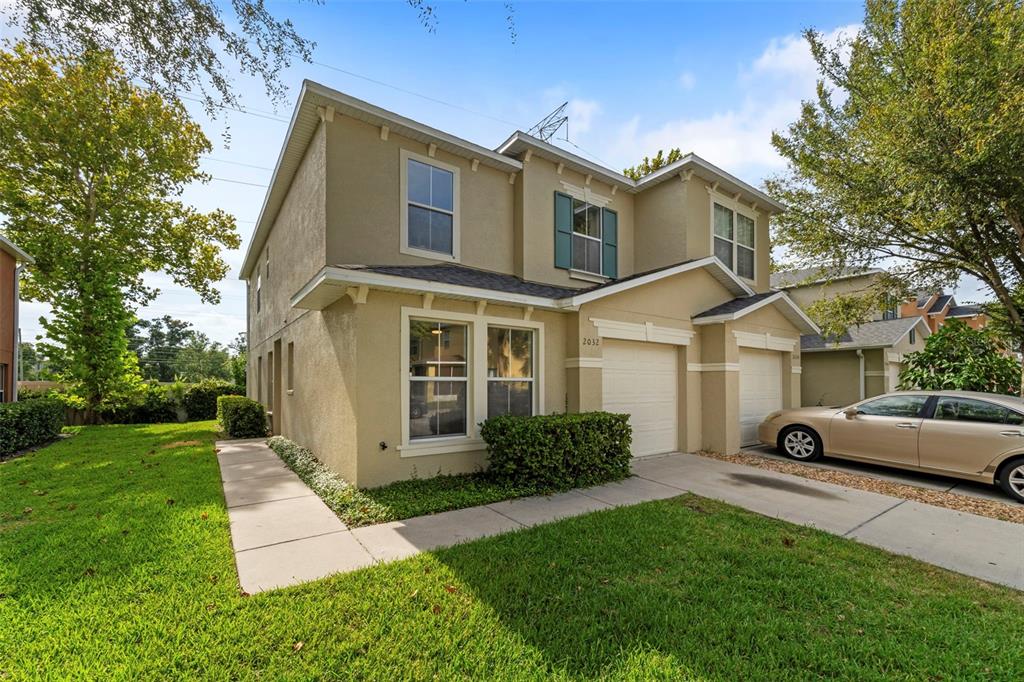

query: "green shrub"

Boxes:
[267, 436, 391, 527]
[217, 395, 267, 438]
[480, 412, 632, 489]
[0, 397, 64, 456]
[98, 382, 176, 424]
[183, 380, 245, 421]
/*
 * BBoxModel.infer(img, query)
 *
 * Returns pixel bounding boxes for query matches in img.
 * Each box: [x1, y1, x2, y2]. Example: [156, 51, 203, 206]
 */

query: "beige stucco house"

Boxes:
[772, 267, 930, 407]
[240, 81, 817, 487]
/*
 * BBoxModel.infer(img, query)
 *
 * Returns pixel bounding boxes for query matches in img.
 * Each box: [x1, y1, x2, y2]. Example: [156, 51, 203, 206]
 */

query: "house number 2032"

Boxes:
[582, 337, 601, 347]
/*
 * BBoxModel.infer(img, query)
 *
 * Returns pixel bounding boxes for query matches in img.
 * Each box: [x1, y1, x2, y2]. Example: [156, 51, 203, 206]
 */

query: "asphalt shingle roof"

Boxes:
[801, 317, 921, 351]
[693, 292, 778, 319]
[928, 294, 954, 314]
[770, 266, 880, 289]
[338, 263, 581, 298]
[947, 304, 983, 318]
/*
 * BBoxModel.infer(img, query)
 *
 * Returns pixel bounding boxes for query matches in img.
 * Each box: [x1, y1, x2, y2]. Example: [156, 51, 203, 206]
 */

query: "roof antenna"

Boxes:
[527, 102, 568, 142]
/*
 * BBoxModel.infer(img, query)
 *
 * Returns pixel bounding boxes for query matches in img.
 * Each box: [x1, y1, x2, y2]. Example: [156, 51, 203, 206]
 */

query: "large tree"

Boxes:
[0, 44, 239, 413]
[767, 0, 1024, 344]
[128, 315, 196, 382]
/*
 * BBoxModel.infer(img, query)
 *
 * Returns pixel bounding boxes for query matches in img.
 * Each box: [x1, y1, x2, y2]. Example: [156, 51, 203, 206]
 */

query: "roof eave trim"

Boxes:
[566, 256, 753, 307]
[0, 235, 34, 263]
[635, 154, 786, 212]
[693, 291, 820, 334]
[290, 266, 572, 311]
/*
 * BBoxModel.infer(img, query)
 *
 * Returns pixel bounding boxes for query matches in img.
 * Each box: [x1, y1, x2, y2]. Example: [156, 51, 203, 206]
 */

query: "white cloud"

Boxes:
[678, 71, 696, 91]
[605, 24, 861, 181]
[567, 98, 600, 135]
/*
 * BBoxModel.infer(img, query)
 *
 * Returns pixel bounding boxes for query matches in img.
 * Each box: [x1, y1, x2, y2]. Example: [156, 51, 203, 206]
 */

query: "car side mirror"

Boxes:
[844, 407, 861, 419]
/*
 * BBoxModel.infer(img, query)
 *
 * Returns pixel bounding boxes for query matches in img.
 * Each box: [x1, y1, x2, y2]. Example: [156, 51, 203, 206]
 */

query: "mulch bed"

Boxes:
[697, 450, 1024, 525]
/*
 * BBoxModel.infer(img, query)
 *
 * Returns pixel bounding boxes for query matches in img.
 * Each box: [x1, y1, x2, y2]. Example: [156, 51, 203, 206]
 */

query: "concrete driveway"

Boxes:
[743, 444, 1009, 503]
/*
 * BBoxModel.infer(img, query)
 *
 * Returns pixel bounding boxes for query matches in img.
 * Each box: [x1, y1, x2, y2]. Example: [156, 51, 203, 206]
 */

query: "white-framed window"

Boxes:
[401, 149, 460, 261]
[408, 319, 469, 440]
[572, 197, 603, 274]
[487, 326, 535, 417]
[712, 202, 755, 280]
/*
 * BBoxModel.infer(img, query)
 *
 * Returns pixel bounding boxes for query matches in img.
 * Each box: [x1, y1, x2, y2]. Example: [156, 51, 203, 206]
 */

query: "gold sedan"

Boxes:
[758, 390, 1024, 503]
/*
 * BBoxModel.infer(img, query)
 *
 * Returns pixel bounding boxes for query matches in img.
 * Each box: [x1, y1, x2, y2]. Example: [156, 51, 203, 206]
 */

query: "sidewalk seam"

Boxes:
[235, 528, 351, 554]
[842, 499, 908, 537]
[227, 492, 316, 510]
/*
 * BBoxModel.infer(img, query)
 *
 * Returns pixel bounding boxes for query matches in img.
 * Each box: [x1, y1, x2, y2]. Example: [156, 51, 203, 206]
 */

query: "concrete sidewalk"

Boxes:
[216, 440, 1024, 594]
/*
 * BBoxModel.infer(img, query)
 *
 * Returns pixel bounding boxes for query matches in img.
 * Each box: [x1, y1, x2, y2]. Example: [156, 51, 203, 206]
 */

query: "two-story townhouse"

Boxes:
[772, 267, 930, 407]
[1, 233, 33, 403]
[240, 82, 816, 487]
[901, 292, 988, 333]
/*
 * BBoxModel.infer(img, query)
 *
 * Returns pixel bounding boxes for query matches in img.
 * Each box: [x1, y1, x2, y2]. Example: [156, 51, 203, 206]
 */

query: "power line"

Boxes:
[201, 156, 274, 172]
[311, 60, 524, 129]
[211, 177, 268, 188]
[178, 94, 290, 123]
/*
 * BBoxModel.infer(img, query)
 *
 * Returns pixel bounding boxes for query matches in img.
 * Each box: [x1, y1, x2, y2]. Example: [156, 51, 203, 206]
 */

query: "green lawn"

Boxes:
[2, 421, 1022, 679]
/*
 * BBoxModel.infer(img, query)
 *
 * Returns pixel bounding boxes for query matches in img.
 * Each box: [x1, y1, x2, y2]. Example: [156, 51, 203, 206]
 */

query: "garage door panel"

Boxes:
[602, 340, 678, 457]
[739, 348, 783, 446]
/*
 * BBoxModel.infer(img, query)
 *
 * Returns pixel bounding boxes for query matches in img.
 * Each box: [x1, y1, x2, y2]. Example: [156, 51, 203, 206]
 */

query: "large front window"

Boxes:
[487, 327, 534, 417]
[407, 158, 455, 256]
[713, 203, 755, 280]
[572, 197, 602, 274]
[408, 320, 468, 439]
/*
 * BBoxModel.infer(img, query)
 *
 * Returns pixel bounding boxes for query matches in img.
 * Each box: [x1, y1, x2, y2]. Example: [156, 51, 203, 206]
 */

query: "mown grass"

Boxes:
[363, 471, 545, 520]
[2, 421, 1022, 679]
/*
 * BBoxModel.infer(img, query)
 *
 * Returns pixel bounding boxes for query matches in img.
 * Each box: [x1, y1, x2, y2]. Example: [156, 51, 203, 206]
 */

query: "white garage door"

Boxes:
[602, 340, 678, 457]
[738, 348, 783, 446]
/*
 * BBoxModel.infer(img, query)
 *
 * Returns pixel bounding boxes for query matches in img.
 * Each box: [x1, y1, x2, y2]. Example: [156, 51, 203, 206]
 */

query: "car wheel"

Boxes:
[998, 457, 1024, 504]
[779, 426, 823, 462]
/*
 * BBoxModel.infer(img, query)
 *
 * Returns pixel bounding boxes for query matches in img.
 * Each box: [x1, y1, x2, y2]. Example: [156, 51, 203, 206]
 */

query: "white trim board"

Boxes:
[590, 318, 695, 346]
[692, 291, 819, 334]
[733, 330, 797, 352]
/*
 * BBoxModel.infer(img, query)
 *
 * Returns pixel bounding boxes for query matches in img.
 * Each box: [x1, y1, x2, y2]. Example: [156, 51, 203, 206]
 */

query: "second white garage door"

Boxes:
[738, 348, 783, 446]
[602, 340, 678, 457]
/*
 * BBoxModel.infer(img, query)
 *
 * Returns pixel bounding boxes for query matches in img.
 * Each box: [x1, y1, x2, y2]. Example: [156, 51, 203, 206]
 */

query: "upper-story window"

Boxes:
[572, 198, 603, 274]
[554, 191, 618, 279]
[402, 150, 460, 261]
[255, 274, 262, 313]
[713, 202, 755, 280]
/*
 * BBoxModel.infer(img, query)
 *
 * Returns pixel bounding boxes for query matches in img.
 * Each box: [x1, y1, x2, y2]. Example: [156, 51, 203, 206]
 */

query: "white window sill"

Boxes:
[397, 437, 486, 458]
[401, 245, 459, 263]
[569, 269, 609, 284]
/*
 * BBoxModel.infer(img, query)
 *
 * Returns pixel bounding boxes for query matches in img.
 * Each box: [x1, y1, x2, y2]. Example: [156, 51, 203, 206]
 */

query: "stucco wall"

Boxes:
[517, 154, 635, 287]
[633, 179, 686, 273]
[323, 115, 515, 275]
[784, 273, 885, 320]
[801, 350, 861, 407]
[351, 292, 568, 488]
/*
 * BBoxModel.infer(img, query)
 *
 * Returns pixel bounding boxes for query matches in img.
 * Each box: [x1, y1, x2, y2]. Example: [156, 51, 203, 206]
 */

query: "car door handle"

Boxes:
[895, 423, 917, 429]
[1000, 430, 1024, 437]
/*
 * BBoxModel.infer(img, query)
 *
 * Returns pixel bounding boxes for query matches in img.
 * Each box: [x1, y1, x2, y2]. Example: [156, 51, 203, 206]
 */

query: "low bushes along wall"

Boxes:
[1, 398, 65, 457]
[480, 412, 633, 490]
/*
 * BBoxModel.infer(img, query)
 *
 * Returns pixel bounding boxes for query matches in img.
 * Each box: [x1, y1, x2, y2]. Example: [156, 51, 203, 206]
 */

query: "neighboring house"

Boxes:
[773, 266, 929, 406]
[771, 266, 898, 321]
[0, 234, 33, 403]
[900, 292, 988, 332]
[240, 82, 816, 487]
[799, 317, 930, 407]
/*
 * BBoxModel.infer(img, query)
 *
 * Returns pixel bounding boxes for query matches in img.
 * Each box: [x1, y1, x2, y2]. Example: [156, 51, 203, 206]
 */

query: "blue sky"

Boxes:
[8, 1, 985, 346]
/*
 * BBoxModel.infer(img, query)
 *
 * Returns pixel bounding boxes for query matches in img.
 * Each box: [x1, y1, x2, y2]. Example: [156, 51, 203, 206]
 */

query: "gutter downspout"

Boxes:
[856, 349, 865, 401]
[12, 264, 21, 402]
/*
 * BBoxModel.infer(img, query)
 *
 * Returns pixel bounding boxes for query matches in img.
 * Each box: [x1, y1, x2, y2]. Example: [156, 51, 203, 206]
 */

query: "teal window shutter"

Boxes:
[602, 208, 618, 279]
[554, 192, 572, 269]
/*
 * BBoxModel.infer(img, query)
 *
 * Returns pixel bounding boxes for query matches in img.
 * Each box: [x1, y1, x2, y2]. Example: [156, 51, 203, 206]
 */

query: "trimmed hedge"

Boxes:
[98, 383, 177, 424]
[480, 412, 632, 489]
[183, 380, 245, 421]
[217, 395, 268, 438]
[1, 398, 64, 457]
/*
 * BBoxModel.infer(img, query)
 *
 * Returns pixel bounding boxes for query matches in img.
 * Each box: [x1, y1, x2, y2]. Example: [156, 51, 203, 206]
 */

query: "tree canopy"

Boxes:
[899, 319, 1020, 395]
[0, 44, 239, 411]
[767, 0, 1024, 341]
[623, 148, 683, 181]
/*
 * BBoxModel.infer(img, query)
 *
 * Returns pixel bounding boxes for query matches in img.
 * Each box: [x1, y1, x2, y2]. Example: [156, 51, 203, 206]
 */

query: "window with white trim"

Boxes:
[572, 197, 602, 274]
[406, 158, 455, 256]
[408, 320, 468, 439]
[487, 326, 534, 417]
[713, 202, 755, 280]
